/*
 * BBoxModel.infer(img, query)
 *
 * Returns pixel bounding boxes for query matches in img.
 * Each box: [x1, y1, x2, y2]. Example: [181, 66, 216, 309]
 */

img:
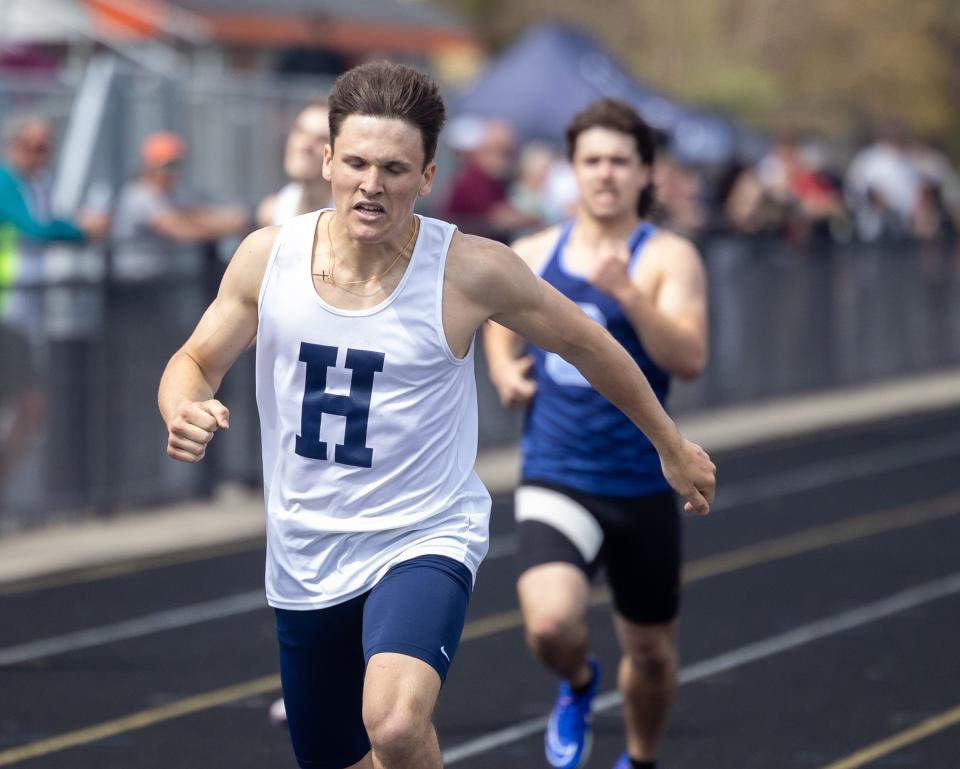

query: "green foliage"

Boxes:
[664, 64, 783, 124]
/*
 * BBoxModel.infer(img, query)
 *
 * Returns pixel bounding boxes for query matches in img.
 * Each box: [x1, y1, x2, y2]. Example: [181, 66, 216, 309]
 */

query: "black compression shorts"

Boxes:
[515, 480, 682, 624]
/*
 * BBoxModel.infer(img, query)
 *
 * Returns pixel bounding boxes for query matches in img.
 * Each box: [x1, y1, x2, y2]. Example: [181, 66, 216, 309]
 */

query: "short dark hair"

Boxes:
[327, 62, 446, 167]
[565, 98, 657, 217]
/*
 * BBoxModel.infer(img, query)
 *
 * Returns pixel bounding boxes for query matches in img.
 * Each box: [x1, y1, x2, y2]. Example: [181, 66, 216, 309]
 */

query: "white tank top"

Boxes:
[255, 210, 491, 609]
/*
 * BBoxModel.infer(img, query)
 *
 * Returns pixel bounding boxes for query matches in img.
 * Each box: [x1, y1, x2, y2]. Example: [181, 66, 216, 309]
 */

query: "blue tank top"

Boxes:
[521, 221, 671, 497]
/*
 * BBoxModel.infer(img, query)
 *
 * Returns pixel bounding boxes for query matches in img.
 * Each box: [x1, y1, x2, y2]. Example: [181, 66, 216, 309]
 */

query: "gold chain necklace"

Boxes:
[314, 213, 418, 297]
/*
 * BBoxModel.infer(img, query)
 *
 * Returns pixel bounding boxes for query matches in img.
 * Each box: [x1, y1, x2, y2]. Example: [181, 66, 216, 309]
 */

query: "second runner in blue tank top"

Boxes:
[521, 221, 671, 497]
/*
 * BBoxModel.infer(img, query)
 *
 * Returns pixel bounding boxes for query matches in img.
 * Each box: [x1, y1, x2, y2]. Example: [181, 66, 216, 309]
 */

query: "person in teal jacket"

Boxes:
[0, 114, 97, 489]
[0, 115, 93, 318]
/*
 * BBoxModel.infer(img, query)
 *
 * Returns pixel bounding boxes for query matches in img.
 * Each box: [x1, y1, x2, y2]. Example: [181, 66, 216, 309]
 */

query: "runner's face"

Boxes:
[324, 115, 436, 243]
[572, 127, 650, 221]
[284, 107, 329, 182]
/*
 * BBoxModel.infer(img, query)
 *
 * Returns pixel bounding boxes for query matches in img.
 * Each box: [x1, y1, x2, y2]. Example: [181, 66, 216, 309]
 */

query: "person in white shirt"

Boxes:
[845, 126, 922, 241]
[257, 101, 333, 227]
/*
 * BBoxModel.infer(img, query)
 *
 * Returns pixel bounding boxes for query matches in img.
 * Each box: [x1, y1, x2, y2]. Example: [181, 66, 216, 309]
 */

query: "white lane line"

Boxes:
[441, 572, 960, 764]
[2, 435, 957, 666]
[482, 432, 960, 563]
[0, 591, 265, 667]
[712, 432, 960, 511]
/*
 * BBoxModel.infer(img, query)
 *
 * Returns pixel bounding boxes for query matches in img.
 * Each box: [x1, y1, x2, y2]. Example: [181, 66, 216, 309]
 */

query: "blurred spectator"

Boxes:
[541, 159, 580, 223]
[724, 159, 788, 237]
[107, 133, 248, 502]
[509, 141, 557, 234]
[790, 137, 847, 243]
[844, 123, 921, 242]
[653, 153, 708, 238]
[440, 119, 542, 241]
[509, 143, 580, 227]
[906, 139, 960, 241]
[111, 132, 249, 282]
[257, 102, 333, 227]
[0, 114, 102, 486]
[1, 115, 104, 328]
[0, 323, 43, 486]
[726, 131, 844, 243]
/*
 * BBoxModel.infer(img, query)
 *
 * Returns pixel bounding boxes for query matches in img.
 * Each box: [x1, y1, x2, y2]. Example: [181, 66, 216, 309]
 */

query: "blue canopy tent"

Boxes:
[453, 23, 760, 165]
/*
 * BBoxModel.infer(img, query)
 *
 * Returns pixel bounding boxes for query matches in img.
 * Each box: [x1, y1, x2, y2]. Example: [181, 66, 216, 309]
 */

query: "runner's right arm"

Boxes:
[483, 232, 550, 408]
[158, 225, 278, 463]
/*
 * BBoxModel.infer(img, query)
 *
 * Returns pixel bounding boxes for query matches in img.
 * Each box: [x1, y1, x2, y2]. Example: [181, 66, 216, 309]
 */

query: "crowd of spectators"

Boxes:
[1, 100, 958, 517]
[0, 115, 105, 487]
[438, 117, 960, 249]
[719, 125, 960, 246]
[0, 114, 249, 505]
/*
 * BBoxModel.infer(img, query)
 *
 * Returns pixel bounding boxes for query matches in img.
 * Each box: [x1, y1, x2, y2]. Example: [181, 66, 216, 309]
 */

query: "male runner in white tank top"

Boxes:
[158, 62, 715, 769]
[257, 101, 333, 227]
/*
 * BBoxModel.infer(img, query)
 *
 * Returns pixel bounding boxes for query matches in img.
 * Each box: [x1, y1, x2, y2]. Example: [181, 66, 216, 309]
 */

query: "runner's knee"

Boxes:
[525, 610, 584, 652]
[363, 701, 431, 762]
[621, 631, 676, 675]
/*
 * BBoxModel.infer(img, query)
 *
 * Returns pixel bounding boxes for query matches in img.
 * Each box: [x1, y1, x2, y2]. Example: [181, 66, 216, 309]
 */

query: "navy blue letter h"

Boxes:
[295, 343, 385, 468]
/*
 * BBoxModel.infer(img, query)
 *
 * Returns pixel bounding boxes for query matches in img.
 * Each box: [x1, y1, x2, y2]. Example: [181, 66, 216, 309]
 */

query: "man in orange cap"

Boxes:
[141, 132, 186, 170]
[108, 131, 250, 497]
[111, 131, 249, 281]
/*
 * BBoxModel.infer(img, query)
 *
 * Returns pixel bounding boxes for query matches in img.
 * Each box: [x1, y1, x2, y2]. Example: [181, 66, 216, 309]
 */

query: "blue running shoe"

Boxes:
[545, 658, 601, 769]
[612, 753, 631, 769]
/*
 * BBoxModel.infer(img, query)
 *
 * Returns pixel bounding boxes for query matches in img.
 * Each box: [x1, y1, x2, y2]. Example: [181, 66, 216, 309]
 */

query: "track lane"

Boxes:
[1, 410, 959, 768]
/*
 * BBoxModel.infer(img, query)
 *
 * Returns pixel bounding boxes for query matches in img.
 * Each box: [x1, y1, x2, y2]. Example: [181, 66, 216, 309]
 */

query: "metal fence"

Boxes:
[0, 60, 332, 530]
[3, 235, 959, 531]
[2, 62, 960, 531]
[0, 60, 333, 213]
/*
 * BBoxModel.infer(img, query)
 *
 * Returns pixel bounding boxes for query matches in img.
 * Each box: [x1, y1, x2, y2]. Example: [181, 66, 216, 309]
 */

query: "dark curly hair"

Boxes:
[565, 98, 657, 217]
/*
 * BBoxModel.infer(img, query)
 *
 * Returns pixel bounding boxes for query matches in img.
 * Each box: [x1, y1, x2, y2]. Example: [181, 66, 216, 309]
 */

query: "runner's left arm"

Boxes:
[469, 238, 715, 514]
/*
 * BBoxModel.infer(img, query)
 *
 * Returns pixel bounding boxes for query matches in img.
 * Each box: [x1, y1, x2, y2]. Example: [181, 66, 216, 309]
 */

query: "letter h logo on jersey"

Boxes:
[295, 342, 385, 468]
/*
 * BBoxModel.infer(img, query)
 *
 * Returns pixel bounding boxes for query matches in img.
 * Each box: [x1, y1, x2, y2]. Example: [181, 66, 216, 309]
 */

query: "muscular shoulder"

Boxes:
[222, 224, 281, 304]
[447, 231, 522, 295]
[446, 230, 542, 316]
[510, 224, 563, 273]
[644, 228, 703, 275]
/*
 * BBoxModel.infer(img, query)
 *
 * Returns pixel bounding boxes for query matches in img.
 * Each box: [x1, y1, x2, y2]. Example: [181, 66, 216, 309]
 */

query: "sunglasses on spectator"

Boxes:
[19, 141, 50, 154]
